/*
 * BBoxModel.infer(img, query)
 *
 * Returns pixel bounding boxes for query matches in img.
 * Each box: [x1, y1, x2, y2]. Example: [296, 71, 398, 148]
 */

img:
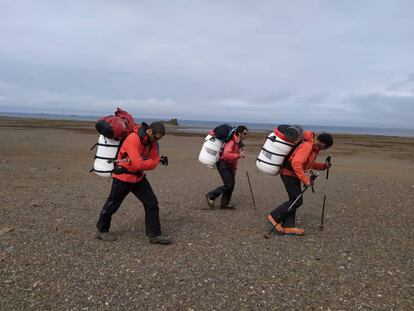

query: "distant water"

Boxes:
[1, 111, 414, 138]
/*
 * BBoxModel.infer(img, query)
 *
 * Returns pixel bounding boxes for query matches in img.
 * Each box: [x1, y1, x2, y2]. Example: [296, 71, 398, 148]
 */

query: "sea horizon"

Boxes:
[1, 111, 414, 138]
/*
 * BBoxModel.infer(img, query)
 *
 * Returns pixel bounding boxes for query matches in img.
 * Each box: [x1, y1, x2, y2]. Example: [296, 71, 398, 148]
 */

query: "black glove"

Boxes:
[305, 172, 319, 186]
[160, 155, 169, 166]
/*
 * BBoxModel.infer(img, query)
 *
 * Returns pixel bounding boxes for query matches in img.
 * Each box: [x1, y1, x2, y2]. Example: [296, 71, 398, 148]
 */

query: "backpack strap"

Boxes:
[281, 139, 305, 170]
[138, 123, 151, 146]
[225, 127, 236, 142]
[90, 168, 114, 174]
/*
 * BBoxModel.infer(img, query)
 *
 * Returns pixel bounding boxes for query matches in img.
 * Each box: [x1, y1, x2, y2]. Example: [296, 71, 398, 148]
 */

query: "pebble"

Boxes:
[0, 227, 14, 236]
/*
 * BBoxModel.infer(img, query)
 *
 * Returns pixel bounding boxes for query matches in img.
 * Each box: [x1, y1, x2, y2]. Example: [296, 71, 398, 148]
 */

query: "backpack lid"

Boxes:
[276, 124, 303, 143]
[213, 124, 235, 142]
[95, 108, 136, 140]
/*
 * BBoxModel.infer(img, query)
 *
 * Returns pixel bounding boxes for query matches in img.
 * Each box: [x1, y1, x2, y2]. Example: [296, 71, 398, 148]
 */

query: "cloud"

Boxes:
[386, 74, 414, 96]
[0, 1, 414, 128]
[321, 92, 414, 128]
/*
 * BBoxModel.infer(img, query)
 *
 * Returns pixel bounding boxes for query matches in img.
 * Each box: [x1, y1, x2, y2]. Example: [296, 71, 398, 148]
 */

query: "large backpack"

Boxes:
[198, 124, 236, 168]
[256, 124, 304, 175]
[90, 108, 136, 177]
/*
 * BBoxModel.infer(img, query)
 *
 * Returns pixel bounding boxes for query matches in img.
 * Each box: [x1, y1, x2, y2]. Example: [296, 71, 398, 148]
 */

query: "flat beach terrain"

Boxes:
[1, 117, 413, 310]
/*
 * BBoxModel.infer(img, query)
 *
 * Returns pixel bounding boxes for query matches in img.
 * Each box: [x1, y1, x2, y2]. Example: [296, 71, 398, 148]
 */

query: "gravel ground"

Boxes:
[1, 119, 413, 310]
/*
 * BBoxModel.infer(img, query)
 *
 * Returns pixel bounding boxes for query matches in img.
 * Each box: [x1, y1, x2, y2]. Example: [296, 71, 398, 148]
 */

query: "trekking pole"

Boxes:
[241, 150, 257, 210]
[246, 171, 257, 210]
[264, 173, 319, 239]
[319, 155, 332, 231]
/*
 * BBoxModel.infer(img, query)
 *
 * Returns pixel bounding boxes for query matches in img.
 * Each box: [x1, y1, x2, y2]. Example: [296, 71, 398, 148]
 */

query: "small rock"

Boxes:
[5, 246, 14, 253]
[0, 227, 14, 236]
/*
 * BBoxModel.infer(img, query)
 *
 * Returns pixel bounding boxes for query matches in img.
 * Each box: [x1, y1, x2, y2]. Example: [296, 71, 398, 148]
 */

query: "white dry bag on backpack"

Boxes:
[198, 124, 235, 168]
[256, 125, 303, 175]
[92, 135, 120, 177]
[198, 134, 224, 168]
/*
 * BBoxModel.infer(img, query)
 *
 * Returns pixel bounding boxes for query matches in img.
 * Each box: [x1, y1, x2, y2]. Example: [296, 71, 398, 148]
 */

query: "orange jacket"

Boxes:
[281, 131, 327, 185]
[219, 134, 241, 172]
[112, 124, 160, 183]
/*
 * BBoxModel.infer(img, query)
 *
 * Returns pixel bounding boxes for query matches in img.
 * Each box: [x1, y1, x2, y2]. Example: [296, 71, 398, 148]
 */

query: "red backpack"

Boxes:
[95, 107, 135, 140]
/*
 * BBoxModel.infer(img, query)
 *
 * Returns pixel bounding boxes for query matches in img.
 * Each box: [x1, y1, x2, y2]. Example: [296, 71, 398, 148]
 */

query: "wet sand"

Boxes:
[1, 117, 413, 310]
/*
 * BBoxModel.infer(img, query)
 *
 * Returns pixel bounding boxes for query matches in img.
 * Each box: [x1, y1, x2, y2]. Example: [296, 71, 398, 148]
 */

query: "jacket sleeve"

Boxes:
[291, 143, 313, 184]
[312, 162, 327, 170]
[221, 140, 240, 161]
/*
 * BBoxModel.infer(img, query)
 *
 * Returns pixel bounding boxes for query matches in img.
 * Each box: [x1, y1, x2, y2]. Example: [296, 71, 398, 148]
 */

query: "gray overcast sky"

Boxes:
[1, 0, 414, 128]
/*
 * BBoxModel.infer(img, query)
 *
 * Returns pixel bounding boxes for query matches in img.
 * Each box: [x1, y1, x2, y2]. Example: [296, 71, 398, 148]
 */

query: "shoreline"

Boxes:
[1, 116, 414, 140]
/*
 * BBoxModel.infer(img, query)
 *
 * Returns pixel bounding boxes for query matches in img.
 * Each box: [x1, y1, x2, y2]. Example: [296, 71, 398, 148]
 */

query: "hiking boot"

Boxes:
[95, 231, 117, 241]
[205, 193, 215, 209]
[266, 214, 284, 234]
[148, 235, 173, 245]
[283, 227, 305, 236]
[220, 203, 236, 210]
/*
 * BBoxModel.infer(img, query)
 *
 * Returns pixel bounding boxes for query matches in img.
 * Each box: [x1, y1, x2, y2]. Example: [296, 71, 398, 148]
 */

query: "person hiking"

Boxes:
[266, 131, 333, 235]
[96, 122, 173, 245]
[205, 126, 249, 210]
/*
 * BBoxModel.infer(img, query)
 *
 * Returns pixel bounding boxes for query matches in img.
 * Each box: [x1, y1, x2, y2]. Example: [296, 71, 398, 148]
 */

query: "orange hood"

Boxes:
[303, 130, 315, 144]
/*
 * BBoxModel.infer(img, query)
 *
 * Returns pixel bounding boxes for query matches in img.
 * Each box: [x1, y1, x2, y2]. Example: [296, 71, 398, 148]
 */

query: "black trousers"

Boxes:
[208, 160, 236, 207]
[270, 175, 303, 228]
[96, 176, 161, 237]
